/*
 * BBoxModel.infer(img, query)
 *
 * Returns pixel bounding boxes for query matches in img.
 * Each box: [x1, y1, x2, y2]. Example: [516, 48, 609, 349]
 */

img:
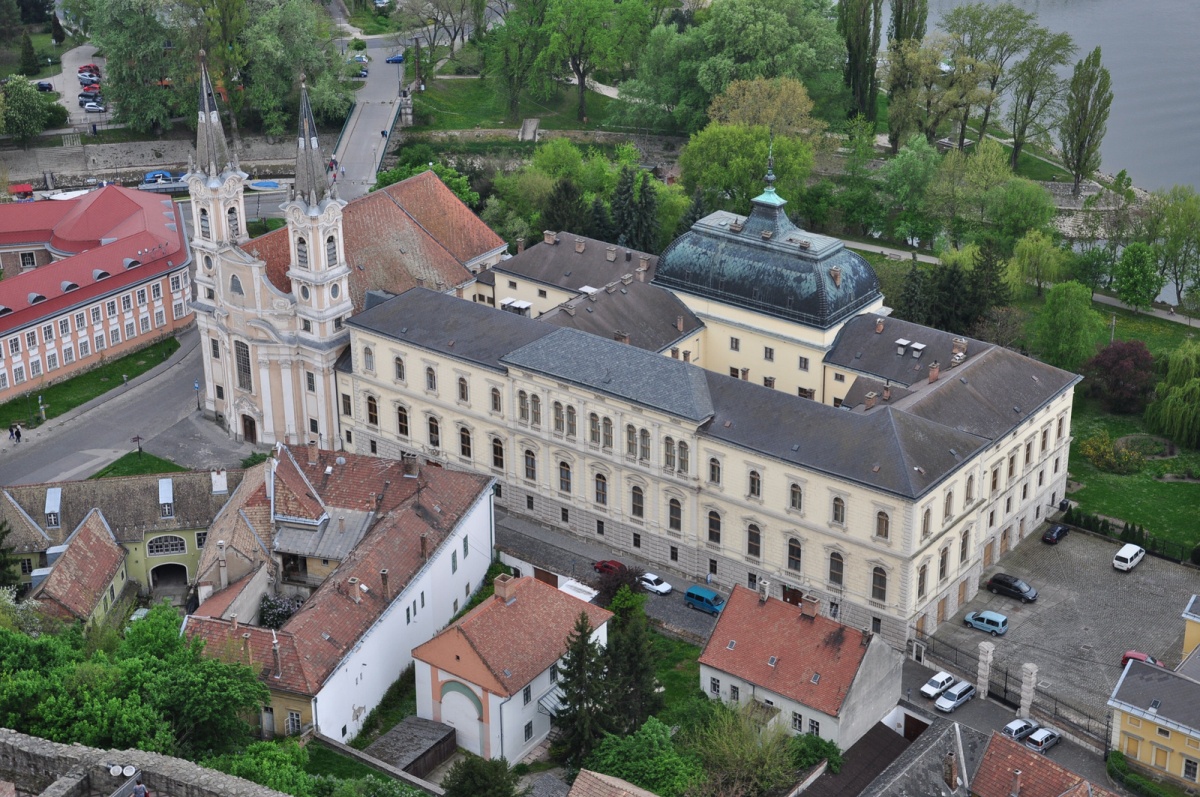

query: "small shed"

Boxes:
[364, 717, 455, 779]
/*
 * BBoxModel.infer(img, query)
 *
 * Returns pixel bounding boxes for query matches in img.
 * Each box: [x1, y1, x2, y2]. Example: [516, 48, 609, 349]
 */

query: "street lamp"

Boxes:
[194, 379, 201, 411]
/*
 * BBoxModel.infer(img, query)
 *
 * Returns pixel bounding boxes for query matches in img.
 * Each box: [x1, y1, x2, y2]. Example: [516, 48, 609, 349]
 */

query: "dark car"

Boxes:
[78, 94, 102, 106]
[1042, 524, 1069, 544]
[385, 52, 405, 64]
[986, 573, 1038, 603]
[357, 68, 368, 78]
[592, 560, 626, 576]
[36, 81, 53, 92]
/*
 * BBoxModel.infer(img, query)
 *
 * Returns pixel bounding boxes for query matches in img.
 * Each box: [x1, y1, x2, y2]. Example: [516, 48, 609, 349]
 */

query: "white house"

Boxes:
[412, 574, 612, 761]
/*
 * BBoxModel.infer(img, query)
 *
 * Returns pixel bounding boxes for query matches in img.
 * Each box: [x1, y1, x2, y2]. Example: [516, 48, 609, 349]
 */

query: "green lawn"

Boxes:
[305, 743, 380, 779]
[0, 31, 81, 80]
[649, 631, 703, 727]
[0, 337, 180, 429]
[350, 665, 417, 750]
[90, 451, 187, 479]
[411, 78, 614, 131]
[348, 9, 404, 34]
[1013, 292, 1197, 360]
[247, 217, 286, 237]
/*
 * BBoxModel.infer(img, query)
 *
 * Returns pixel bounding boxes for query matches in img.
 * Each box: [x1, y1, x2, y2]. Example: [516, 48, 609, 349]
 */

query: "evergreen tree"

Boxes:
[611, 167, 638, 247]
[0, 0, 20, 42]
[838, 0, 883, 120]
[631, 171, 660, 254]
[895, 261, 930, 325]
[676, 189, 707, 237]
[19, 30, 39, 76]
[605, 586, 662, 735]
[589, 196, 615, 243]
[441, 754, 523, 797]
[554, 611, 611, 766]
[927, 262, 972, 333]
[51, 13, 66, 45]
[542, 177, 588, 236]
[967, 243, 1011, 323]
[0, 519, 20, 589]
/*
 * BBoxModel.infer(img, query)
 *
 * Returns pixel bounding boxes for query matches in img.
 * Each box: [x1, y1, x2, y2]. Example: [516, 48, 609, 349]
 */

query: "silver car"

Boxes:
[1025, 728, 1061, 754]
[1002, 718, 1041, 741]
[934, 682, 975, 713]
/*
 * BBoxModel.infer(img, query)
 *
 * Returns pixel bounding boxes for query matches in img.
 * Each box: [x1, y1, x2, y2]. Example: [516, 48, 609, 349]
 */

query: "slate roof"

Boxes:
[32, 509, 126, 622]
[193, 56, 231, 177]
[803, 723, 912, 797]
[538, 278, 703, 353]
[349, 287, 556, 371]
[293, 84, 331, 206]
[494, 233, 657, 292]
[824, 315, 992, 388]
[655, 185, 881, 329]
[568, 770, 660, 797]
[1109, 659, 1200, 732]
[502, 328, 715, 422]
[971, 735, 1118, 797]
[412, 577, 612, 698]
[364, 716, 455, 772]
[699, 585, 872, 716]
[859, 716, 989, 797]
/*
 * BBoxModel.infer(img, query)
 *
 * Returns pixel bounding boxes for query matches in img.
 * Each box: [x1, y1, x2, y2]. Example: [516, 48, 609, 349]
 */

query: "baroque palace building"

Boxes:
[331, 175, 1080, 650]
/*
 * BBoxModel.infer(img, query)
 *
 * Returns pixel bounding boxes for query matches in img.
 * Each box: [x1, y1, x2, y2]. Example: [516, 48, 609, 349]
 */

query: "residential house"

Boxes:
[698, 584, 902, 748]
[29, 509, 128, 627]
[412, 574, 612, 761]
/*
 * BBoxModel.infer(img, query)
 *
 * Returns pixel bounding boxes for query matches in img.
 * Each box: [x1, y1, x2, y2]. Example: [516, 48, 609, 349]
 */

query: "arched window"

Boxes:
[227, 206, 240, 238]
[669, 499, 682, 531]
[939, 547, 949, 580]
[491, 387, 502, 413]
[326, 235, 338, 265]
[296, 237, 308, 268]
[199, 208, 211, 239]
[748, 470, 762, 498]
[602, 418, 613, 449]
[678, 441, 689, 473]
[707, 511, 722, 544]
[363, 347, 374, 372]
[960, 529, 970, 563]
[524, 449, 537, 481]
[396, 406, 409, 436]
[747, 524, 761, 558]
[872, 567, 887, 602]
[229, 275, 244, 295]
[491, 437, 504, 469]
[828, 552, 844, 586]
[458, 377, 469, 403]
[234, 341, 252, 391]
[425, 367, 437, 392]
[367, 396, 379, 426]
[921, 508, 932, 538]
[944, 491, 954, 519]
[589, 413, 600, 445]
[631, 486, 644, 518]
[148, 535, 186, 555]
[519, 391, 529, 422]
[530, 395, 541, 426]
[558, 461, 572, 493]
[639, 429, 650, 461]
[566, 406, 577, 438]
[790, 483, 803, 511]
[876, 511, 889, 540]
[553, 402, 565, 433]
[427, 416, 440, 447]
[966, 475, 975, 502]
[459, 427, 472, 458]
[787, 538, 802, 571]
[626, 425, 637, 457]
[918, 565, 927, 598]
[664, 437, 676, 469]
[832, 497, 845, 524]
[394, 357, 405, 381]
[594, 473, 608, 505]
[709, 458, 722, 484]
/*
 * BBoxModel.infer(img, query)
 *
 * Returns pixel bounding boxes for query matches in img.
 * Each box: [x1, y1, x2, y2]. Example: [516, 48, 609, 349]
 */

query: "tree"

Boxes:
[837, 115, 884, 236]
[1113, 242, 1164, 314]
[51, 12, 66, 44]
[608, 24, 710, 134]
[927, 262, 973, 333]
[0, 520, 19, 589]
[440, 754, 524, 797]
[1006, 27, 1074, 171]
[884, 0, 927, 150]
[2, 78, 49, 147]
[970, 305, 1028, 348]
[587, 718, 701, 797]
[205, 739, 314, 797]
[1084, 341, 1155, 414]
[589, 196, 615, 242]
[0, 0, 20, 41]
[925, 147, 971, 246]
[1011, 230, 1065, 297]
[1031, 281, 1104, 370]
[1068, 246, 1110, 298]
[631, 172, 661, 254]
[202, 0, 249, 141]
[967, 242, 1011, 320]
[604, 586, 661, 735]
[984, 178, 1056, 255]
[90, 0, 178, 133]
[610, 166, 638, 246]
[894, 261, 931, 325]
[539, 0, 647, 122]
[374, 164, 479, 207]
[885, 36, 959, 151]
[685, 703, 794, 797]
[707, 77, 826, 149]
[1059, 46, 1113, 197]
[554, 612, 611, 766]
[879, 134, 940, 246]
[540, 178, 588, 237]
[961, 137, 1013, 231]
[1145, 342, 1200, 449]
[1180, 286, 1200, 327]
[1142, 185, 1200, 307]
[676, 189, 707, 237]
[838, 0, 883, 120]
[679, 124, 814, 214]
[482, 0, 551, 122]
[887, 0, 927, 45]
[18, 31, 39, 76]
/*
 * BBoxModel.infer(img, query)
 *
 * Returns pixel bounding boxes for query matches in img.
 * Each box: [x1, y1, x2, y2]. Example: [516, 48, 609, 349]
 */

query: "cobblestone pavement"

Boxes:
[929, 528, 1195, 718]
[495, 509, 718, 643]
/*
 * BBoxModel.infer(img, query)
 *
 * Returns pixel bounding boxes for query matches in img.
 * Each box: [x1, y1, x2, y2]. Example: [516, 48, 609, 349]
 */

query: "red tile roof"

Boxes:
[272, 452, 325, 522]
[698, 585, 870, 717]
[972, 735, 1119, 797]
[32, 509, 126, 622]
[196, 563, 263, 618]
[378, 171, 505, 267]
[183, 617, 314, 695]
[413, 577, 612, 697]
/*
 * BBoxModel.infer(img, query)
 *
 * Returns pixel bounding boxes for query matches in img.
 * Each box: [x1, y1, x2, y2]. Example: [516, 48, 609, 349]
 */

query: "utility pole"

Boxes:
[1110, 313, 1116, 343]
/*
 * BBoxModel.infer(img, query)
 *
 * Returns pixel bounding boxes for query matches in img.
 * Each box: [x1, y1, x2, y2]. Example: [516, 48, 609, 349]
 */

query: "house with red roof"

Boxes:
[29, 508, 129, 627]
[0, 184, 192, 404]
[698, 585, 903, 749]
[412, 574, 612, 762]
[970, 734, 1118, 797]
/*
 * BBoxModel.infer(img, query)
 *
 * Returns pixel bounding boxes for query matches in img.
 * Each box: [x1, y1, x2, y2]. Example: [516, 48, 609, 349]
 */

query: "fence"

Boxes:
[1031, 686, 1111, 747]
[915, 630, 979, 673]
[1063, 512, 1196, 565]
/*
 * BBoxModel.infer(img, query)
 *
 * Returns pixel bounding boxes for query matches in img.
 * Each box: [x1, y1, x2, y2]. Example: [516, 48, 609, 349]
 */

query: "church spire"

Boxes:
[195, 50, 230, 177]
[293, 79, 329, 206]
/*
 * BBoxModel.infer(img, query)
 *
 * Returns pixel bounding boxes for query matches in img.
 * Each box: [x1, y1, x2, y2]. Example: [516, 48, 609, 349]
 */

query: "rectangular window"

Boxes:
[287, 711, 302, 735]
[0, 373, 6, 390]
[20, 252, 35, 268]
[834, 373, 845, 382]
[13, 366, 24, 385]
[29, 359, 41, 378]
[633, 533, 641, 548]
[136, 288, 147, 305]
[171, 274, 182, 291]
[451, 551, 458, 573]
[20, 558, 33, 575]
[91, 306, 101, 324]
[75, 312, 86, 329]
[730, 685, 739, 702]
[729, 337, 740, 351]
[235, 341, 253, 391]
[42, 324, 54, 341]
[798, 356, 809, 371]
[306, 371, 316, 392]
[174, 301, 185, 319]
[596, 520, 604, 536]
[7, 338, 18, 356]
[524, 721, 533, 742]
[1185, 759, 1198, 782]
[152, 283, 162, 300]
[670, 545, 678, 561]
[25, 331, 37, 349]
[792, 712, 803, 731]
[79, 339, 90, 358]
[46, 352, 58, 371]
[523, 685, 532, 705]
[59, 318, 70, 336]
[140, 316, 151, 333]
[63, 346, 75, 364]
[154, 310, 165, 327]
[110, 328, 121, 346]
[106, 300, 117, 318]
[341, 394, 352, 416]
[809, 719, 820, 735]
[309, 418, 318, 433]
[121, 295, 132, 312]
[710, 677, 720, 695]
[124, 321, 135, 340]
[763, 346, 774, 361]
[216, 385, 224, 400]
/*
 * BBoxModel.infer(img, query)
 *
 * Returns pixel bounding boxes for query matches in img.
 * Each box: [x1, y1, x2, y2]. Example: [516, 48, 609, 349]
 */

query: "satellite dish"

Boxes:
[110, 766, 123, 777]
[123, 766, 136, 778]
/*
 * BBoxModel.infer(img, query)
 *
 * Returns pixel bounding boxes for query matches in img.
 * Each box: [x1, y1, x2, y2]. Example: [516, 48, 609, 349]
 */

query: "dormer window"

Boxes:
[28, 293, 46, 305]
[159, 478, 174, 518]
[46, 512, 59, 528]
[61, 281, 79, 292]
[45, 487, 61, 528]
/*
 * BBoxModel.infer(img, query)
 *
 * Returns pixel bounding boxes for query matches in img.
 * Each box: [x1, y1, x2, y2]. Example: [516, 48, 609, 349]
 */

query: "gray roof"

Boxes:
[654, 189, 881, 329]
[364, 716, 455, 772]
[194, 56, 230, 176]
[702, 372, 986, 499]
[538, 278, 703, 353]
[273, 509, 373, 559]
[347, 287, 556, 372]
[503, 328, 715, 422]
[294, 84, 330, 206]
[825, 315, 993, 388]
[1110, 660, 1200, 732]
[495, 233, 657, 292]
[859, 713, 989, 797]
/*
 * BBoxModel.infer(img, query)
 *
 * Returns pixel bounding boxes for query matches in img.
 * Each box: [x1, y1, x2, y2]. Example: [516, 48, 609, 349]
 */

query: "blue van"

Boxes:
[684, 586, 725, 616]
[143, 170, 173, 184]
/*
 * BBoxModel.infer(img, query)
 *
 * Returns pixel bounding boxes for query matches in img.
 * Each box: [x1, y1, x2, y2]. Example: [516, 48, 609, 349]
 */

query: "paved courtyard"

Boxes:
[930, 528, 1197, 717]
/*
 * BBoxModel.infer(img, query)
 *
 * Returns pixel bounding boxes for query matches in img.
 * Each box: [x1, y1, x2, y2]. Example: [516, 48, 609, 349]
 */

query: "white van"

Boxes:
[1113, 543, 1145, 571]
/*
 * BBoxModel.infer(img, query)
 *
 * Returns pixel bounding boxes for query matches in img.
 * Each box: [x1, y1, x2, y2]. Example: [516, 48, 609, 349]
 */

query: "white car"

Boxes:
[934, 681, 975, 713]
[640, 573, 672, 595]
[919, 671, 955, 699]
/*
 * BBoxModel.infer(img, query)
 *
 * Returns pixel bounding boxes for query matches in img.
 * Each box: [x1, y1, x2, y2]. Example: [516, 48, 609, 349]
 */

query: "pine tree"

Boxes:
[895, 261, 930, 325]
[967, 243, 1011, 324]
[19, 30, 39, 76]
[611, 167, 638, 248]
[51, 13, 65, 45]
[676, 189, 707, 237]
[631, 171, 660, 254]
[605, 587, 662, 735]
[555, 611, 611, 766]
[588, 196, 615, 243]
[542, 178, 588, 237]
[0, 519, 21, 589]
[928, 263, 972, 333]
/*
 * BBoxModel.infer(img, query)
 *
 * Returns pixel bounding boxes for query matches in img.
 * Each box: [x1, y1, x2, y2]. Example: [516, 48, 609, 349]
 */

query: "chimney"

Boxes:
[217, 540, 228, 590]
[404, 458, 419, 478]
[864, 391, 877, 409]
[271, 630, 282, 678]
[800, 595, 819, 618]
[625, 250, 632, 262]
[614, 331, 630, 345]
[606, 246, 617, 262]
[348, 577, 361, 603]
[830, 266, 842, 287]
[882, 384, 892, 401]
[861, 629, 870, 646]
[675, 315, 684, 332]
[639, 254, 650, 269]
[420, 533, 428, 560]
[307, 440, 319, 465]
[543, 230, 557, 245]
[740, 367, 749, 380]
[636, 266, 647, 282]
[516, 237, 525, 253]
[574, 238, 585, 254]
[231, 613, 238, 631]
[1009, 769, 1022, 797]
[494, 573, 516, 601]
[339, 516, 346, 533]
[381, 569, 390, 601]
[620, 273, 633, 285]
[928, 360, 941, 383]
[875, 317, 884, 334]
[942, 753, 958, 790]
[683, 350, 691, 362]
[952, 337, 967, 356]
[565, 305, 576, 316]
[242, 631, 251, 663]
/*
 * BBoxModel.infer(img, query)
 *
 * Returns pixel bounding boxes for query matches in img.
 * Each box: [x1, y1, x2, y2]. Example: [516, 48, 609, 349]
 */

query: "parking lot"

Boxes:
[930, 527, 1198, 717]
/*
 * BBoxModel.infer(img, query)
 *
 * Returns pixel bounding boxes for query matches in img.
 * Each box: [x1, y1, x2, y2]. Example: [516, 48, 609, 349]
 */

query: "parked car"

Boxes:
[963, 610, 1008, 636]
[1025, 728, 1061, 754]
[985, 573, 1038, 603]
[1122, 650, 1165, 668]
[78, 63, 101, 75]
[592, 559, 626, 576]
[934, 682, 976, 713]
[919, 671, 955, 699]
[84, 102, 107, 113]
[79, 93, 102, 106]
[78, 73, 101, 86]
[1113, 543, 1145, 571]
[35, 81, 53, 92]
[348, 53, 368, 63]
[684, 585, 725, 616]
[1042, 524, 1069, 544]
[81, 83, 102, 94]
[1002, 718, 1041, 741]
[640, 573, 672, 595]
[143, 170, 173, 183]
[385, 52, 405, 63]
[357, 68, 369, 78]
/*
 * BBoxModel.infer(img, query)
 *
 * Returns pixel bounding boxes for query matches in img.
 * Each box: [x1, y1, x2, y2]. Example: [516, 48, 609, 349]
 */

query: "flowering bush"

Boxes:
[1078, 429, 1143, 474]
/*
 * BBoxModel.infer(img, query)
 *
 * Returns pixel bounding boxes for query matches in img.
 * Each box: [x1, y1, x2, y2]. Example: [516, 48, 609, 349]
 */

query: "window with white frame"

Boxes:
[121, 295, 132, 312]
[29, 359, 41, 378]
[63, 346, 74, 364]
[148, 535, 186, 555]
[152, 283, 162, 300]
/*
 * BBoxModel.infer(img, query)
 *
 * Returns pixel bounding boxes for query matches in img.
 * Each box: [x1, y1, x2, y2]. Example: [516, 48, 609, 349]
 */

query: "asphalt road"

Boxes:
[330, 36, 408, 201]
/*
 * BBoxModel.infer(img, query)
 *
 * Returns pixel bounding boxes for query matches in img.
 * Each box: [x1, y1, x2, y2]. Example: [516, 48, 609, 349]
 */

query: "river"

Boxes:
[924, 0, 1199, 194]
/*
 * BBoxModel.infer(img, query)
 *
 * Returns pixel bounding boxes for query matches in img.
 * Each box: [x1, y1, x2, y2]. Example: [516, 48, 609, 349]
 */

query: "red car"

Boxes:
[78, 63, 101, 75]
[1122, 650, 1165, 668]
[81, 84, 102, 94]
[592, 560, 626, 576]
